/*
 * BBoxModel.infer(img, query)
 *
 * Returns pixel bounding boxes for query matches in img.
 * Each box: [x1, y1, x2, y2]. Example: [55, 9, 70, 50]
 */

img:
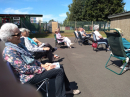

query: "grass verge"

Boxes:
[30, 31, 106, 38]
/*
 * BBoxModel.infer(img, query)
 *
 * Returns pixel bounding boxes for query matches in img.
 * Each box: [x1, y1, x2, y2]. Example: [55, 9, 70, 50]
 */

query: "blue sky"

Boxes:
[124, 0, 130, 11]
[0, 0, 129, 23]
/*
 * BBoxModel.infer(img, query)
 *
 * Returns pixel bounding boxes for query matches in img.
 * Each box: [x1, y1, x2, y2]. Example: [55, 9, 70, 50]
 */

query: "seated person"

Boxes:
[115, 28, 130, 49]
[55, 28, 74, 48]
[82, 28, 91, 38]
[114, 28, 130, 70]
[79, 27, 94, 43]
[19, 28, 59, 63]
[25, 28, 57, 52]
[0, 23, 80, 97]
[0, 48, 42, 97]
[122, 38, 130, 49]
[93, 25, 109, 50]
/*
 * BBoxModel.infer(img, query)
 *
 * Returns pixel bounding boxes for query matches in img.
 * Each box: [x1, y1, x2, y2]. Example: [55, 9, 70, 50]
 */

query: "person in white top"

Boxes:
[79, 27, 94, 43]
[93, 25, 109, 50]
[19, 28, 59, 63]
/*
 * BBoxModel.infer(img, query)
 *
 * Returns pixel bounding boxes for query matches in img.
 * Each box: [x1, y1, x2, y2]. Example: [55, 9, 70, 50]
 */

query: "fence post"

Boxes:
[75, 21, 76, 28]
[21, 19, 23, 27]
[46, 22, 47, 31]
[92, 21, 93, 32]
[39, 20, 41, 33]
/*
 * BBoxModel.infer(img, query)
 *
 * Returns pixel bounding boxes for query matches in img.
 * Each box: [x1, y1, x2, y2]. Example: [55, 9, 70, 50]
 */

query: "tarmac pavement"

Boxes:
[1, 37, 130, 97]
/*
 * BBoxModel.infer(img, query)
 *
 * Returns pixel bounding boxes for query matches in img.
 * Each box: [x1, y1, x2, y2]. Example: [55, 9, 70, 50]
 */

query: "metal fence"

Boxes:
[20, 21, 47, 33]
[0, 20, 48, 34]
[59, 21, 110, 32]
[0, 21, 110, 33]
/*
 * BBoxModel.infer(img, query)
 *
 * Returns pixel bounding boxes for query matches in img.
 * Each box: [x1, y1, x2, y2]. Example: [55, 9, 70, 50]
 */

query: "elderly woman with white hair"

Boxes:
[0, 23, 80, 97]
[94, 25, 109, 50]
[18, 28, 59, 63]
[25, 28, 57, 51]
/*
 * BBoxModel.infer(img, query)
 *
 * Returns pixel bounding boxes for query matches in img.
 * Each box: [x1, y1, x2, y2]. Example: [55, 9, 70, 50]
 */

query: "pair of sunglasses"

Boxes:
[12, 32, 21, 37]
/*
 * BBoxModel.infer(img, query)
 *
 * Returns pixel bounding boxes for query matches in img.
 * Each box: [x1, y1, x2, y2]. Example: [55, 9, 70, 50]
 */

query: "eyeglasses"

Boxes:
[12, 32, 21, 37]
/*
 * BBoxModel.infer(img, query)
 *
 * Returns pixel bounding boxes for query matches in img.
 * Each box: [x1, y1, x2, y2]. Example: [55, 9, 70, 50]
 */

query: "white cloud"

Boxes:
[43, 14, 57, 22]
[20, 7, 33, 11]
[43, 14, 56, 19]
[59, 13, 66, 17]
[43, 13, 67, 23]
[3, 7, 33, 14]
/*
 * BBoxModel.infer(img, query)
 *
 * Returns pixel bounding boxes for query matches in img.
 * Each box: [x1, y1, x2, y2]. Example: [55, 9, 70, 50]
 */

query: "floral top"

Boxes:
[3, 46, 45, 84]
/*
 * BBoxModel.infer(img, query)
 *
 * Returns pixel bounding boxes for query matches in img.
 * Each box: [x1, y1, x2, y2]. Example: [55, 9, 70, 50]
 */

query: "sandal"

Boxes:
[66, 89, 81, 95]
[54, 54, 60, 59]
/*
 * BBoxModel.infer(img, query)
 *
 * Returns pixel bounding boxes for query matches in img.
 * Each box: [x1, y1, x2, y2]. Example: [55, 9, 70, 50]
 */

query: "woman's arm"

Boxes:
[3, 49, 45, 75]
[24, 37, 44, 52]
[95, 31, 103, 39]
[32, 37, 42, 45]
[98, 35, 103, 39]
[0, 49, 42, 97]
[56, 33, 63, 40]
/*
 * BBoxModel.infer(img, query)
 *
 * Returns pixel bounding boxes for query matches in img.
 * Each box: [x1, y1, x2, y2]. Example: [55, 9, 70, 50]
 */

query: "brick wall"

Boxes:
[110, 15, 130, 40]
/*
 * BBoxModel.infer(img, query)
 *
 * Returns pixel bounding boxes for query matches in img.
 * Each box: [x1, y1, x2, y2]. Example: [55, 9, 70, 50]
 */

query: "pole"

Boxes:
[92, 21, 93, 32]
[75, 21, 76, 28]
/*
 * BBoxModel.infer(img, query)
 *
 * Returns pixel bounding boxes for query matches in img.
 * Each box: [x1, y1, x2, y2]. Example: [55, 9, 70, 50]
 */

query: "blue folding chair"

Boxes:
[73, 31, 79, 43]
[92, 32, 107, 52]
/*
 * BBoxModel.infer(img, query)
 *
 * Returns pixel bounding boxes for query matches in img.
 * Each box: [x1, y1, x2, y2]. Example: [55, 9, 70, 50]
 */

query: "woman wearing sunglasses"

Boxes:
[0, 23, 80, 97]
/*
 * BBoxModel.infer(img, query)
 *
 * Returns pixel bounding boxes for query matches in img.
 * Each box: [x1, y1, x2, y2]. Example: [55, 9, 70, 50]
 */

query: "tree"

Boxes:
[66, 0, 86, 21]
[65, 0, 125, 21]
[49, 19, 55, 22]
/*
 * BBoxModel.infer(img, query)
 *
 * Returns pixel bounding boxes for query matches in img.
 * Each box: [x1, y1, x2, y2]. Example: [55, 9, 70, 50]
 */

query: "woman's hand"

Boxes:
[46, 65, 56, 71]
[38, 42, 42, 46]
[41, 63, 56, 71]
[43, 47, 50, 51]
[99, 35, 103, 39]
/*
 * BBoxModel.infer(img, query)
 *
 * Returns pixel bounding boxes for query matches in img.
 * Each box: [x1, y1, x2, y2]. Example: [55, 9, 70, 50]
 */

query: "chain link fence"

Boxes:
[0, 20, 47, 34]
[59, 21, 110, 32]
[0, 20, 110, 34]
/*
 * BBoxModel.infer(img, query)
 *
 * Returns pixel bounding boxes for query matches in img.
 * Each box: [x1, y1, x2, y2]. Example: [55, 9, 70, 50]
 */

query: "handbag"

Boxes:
[92, 42, 97, 48]
[21, 54, 35, 64]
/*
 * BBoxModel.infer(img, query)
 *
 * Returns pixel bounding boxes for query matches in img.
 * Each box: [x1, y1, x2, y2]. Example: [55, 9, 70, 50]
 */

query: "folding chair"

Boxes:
[104, 29, 130, 75]
[78, 32, 89, 46]
[92, 32, 107, 52]
[73, 32, 79, 43]
[54, 34, 65, 48]
[7, 61, 49, 97]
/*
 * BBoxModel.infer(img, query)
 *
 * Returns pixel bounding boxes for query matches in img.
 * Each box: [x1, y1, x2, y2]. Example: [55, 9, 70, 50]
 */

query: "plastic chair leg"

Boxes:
[105, 55, 128, 75]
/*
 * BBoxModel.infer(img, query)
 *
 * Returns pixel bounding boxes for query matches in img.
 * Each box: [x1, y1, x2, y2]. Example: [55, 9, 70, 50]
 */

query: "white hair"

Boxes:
[19, 28, 27, 33]
[94, 25, 99, 30]
[0, 23, 18, 42]
[25, 28, 30, 32]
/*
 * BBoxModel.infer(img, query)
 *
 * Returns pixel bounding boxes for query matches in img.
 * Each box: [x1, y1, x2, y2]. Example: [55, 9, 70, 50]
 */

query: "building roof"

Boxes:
[0, 14, 43, 17]
[108, 11, 130, 19]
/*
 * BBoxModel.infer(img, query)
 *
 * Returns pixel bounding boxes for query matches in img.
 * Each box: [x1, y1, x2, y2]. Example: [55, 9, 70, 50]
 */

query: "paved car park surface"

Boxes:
[1, 37, 130, 97]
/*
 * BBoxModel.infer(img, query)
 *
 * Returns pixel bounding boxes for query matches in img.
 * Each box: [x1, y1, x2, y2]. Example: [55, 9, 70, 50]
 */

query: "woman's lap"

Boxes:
[27, 68, 64, 84]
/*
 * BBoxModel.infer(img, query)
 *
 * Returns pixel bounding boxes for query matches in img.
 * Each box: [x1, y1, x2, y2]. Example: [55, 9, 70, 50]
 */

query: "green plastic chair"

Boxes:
[54, 34, 64, 48]
[104, 29, 130, 75]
